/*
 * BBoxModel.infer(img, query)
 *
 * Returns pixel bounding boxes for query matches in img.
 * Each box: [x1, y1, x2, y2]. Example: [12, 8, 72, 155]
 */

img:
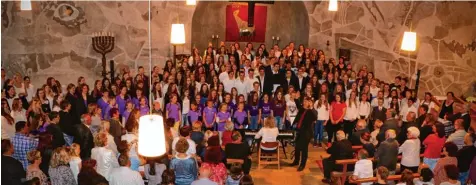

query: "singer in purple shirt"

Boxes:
[97, 90, 110, 119]
[259, 94, 272, 123]
[272, 91, 286, 130]
[247, 91, 260, 130]
[202, 100, 217, 130]
[233, 102, 248, 129]
[216, 103, 231, 132]
[116, 86, 129, 115]
[166, 93, 181, 130]
[187, 102, 201, 124]
[139, 97, 149, 116]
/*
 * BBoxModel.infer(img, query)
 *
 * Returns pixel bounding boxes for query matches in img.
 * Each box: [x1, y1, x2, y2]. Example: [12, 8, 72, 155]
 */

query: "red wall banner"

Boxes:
[225, 4, 267, 42]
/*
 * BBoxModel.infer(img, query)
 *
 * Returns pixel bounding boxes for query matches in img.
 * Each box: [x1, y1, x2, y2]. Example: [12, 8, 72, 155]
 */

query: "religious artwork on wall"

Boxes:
[226, 4, 267, 42]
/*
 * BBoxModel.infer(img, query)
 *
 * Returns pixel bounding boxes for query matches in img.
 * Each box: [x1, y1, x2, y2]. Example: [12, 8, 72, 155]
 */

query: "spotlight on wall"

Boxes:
[186, 0, 197, 6]
[401, 31, 417, 51]
[328, 0, 338, 11]
[20, 0, 32, 11]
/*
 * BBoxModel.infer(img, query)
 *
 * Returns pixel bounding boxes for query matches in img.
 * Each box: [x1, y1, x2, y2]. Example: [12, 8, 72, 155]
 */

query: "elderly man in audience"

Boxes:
[109, 154, 144, 185]
[399, 126, 421, 173]
[447, 119, 467, 150]
[375, 129, 399, 174]
[322, 130, 353, 183]
[456, 133, 476, 184]
[350, 119, 369, 145]
[377, 109, 400, 143]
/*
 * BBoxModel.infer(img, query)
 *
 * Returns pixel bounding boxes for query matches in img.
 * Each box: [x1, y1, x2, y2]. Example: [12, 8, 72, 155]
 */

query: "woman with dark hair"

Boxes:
[423, 123, 446, 170]
[91, 80, 103, 101]
[396, 169, 415, 185]
[77, 159, 108, 185]
[437, 92, 455, 119]
[161, 169, 176, 185]
[433, 142, 459, 185]
[328, 94, 346, 143]
[37, 132, 54, 176]
[202, 139, 227, 185]
[1, 99, 15, 139]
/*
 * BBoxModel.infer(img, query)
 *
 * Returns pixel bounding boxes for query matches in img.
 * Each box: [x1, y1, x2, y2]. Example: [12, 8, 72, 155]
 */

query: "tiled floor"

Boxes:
[249, 144, 330, 185]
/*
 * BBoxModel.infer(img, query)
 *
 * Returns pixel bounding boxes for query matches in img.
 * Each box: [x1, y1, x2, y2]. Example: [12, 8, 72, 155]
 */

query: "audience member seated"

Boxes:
[1, 139, 26, 185]
[26, 150, 48, 185]
[351, 119, 369, 145]
[351, 149, 373, 185]
[172, 126, 197, 156]
[191, 121, 205, 149]
[396, 169, 415, 185]
[433, 142, 458, 185]
[170, 138, 198, 185]
[370, 119, 382, 146]
[239, 175, 254, 185]
[225, 131, 251, 174]
[414, 166, 434, 185]
[422, 122, 446, 170]
[109, 154, 144, 185]
[191, 166, 218, 185]
[91, 132, 119, 181]
[77, 159, 108, 185]
[254, 117, 279, 151]
[447, 119, 467, 150]
[399, 126, 421, 173]
[440, 164, 460, 185]
[221, 121, 234, 148]
[161, 169, 176, 185]
[322, 130, 354, 183]
[145, 156, 167, 185]
[227, 163, 244, 185]
[456, 133, 476, 184]
[375, 129, 398, 174]
[48, 147, 76, 185]
[360, 132, 375, 157]
[202, 145, 227, 185]
[374, 166, 390, 185]
[377, 109, 400, 143]
[12, 121, 39, 169]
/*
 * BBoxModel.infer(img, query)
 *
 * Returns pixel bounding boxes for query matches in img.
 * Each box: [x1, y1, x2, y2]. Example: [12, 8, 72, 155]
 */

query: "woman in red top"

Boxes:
[328, 94, 346, 143]
[423, 122, 446, 170]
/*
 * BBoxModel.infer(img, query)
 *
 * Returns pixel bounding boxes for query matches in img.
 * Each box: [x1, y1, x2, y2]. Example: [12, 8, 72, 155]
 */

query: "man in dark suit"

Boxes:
[289, 97, 316, 171]
[281, 69, 299, 91]
[73, 114, 94, 160]
[398, 112, 418, 144]
[322, 130, 354, 183]
[296, 67, 310, 92]
[257, 66, 273, 96]
[270, 63, 285, 92]
[46, 111, 65, 149]
[375, 129, 399, 173]
[416, 104, 428, 127]
[108, 108, 124, 146]
[59, 100, 78, 142]
[448, 104, 471, 131]
[370, 98, 387, 131]
[377, 109, 400, 143]
[1, 139, 26, 185]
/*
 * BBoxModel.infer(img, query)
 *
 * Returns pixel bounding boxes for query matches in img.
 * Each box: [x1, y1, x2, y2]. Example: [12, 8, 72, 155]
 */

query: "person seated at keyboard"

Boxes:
[254, 117, 279, 151]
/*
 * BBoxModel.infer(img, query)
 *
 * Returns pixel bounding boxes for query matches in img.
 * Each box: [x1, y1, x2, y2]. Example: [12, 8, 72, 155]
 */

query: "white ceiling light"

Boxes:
[328, 0, 338, 11]
[186, 0, 197, 6]
[21, 0, 32, 11]
[401, 31, 417, 51]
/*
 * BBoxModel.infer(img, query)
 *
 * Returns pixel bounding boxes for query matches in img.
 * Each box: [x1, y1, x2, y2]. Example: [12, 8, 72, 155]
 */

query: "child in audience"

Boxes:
[351, 149, 373, 185]
[221, 121, 234, 148]
[414, 167, 434, 185]
[69, 143, 82, 184]
[191, 121, 205, 146]
[396, 169, 415, 185]
[227, 163, 244, 185]
[191, 166, 217, 185]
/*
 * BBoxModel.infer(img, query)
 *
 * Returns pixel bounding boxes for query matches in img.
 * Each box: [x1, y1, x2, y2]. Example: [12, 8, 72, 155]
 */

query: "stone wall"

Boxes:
[2, 1, 475, 96]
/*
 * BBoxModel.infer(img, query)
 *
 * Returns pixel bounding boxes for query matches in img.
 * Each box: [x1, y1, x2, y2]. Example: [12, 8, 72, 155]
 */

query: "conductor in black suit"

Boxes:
[289, 96, 316, 171]
[73, 114, 94, 160]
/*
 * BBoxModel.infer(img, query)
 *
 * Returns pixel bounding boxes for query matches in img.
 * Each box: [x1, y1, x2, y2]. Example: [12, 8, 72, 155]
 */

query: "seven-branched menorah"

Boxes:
[92, 32, 115, 79]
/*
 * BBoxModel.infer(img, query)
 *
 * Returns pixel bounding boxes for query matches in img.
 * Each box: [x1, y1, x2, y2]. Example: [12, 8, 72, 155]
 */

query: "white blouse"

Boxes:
[255, 127, 279, 150]
[1, 116, 15, 139]
[344, 100, 359, 120]
[399, 139, 421, 167]
[358, 101, 371, 118]
[11, 109, 27, 123]
[314, 101, 329, 121]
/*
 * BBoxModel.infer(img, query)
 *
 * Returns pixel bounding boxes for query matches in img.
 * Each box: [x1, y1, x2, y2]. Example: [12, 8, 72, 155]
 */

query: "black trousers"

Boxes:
[343, 120, 356, 139]
[326, 122, 342, 142]
[400, 164, 418, 173]
[293, 142, 309, 167]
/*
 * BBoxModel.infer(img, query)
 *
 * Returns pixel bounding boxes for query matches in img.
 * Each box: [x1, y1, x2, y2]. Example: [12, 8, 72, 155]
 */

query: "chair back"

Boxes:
[260, 141, 279, 148]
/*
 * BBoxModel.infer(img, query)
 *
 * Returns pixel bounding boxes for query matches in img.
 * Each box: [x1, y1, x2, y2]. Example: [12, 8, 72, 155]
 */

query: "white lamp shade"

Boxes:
[186, 0, 197, 6]
[171, 24, 186, 45]
[138, 115, 167, 157]
[328, 0, 338, 11]
[21, 0, 32, 11]
[401, 31, 417, 51]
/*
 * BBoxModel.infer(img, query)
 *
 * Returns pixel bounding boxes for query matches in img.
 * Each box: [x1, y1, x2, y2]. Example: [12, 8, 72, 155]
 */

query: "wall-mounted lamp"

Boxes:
[271, 36, 280, 46]
[211, 34, 219, 48]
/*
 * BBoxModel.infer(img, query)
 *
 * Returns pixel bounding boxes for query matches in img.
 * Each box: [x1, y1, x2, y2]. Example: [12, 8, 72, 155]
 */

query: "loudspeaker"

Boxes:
[338, 49, 351, 61]
[248, 3, 255, 27]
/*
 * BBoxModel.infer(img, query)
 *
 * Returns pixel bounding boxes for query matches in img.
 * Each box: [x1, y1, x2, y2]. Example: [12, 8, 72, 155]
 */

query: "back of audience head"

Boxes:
[376, 166, 389, 181]
[336, 130, 346, 141]
[225, 121, 234, 131]
[357, 149, 368, 160]
[1, 139, 13, 155]
[407, 127, 420, 139]
[239, 174, 254, 185]
[50, 147, 70, 168]
[198, 165, 212, 178]
[230, 163, 243, 180]
[192, 121, 202, 132]
[166, 118, 175, 128]
[118, 153, 130, 167]
[419, 167, 434, 182]
[176, 137, 189, 154]
[399, 169, 414, 185]
[385, 129, 396, 140]
[94, 132, 108, 147]
[231, 131, 242, 142]
[444, 164, 459, 181]
[207, 135, 220, 147]
[434, 123, 445, 138]
[161, 169, 176, 185]
[204, 145, 222, 164]
[24, 177, 40, 185]
[443, 142, 458, 157]
[179, 126, 191, 137]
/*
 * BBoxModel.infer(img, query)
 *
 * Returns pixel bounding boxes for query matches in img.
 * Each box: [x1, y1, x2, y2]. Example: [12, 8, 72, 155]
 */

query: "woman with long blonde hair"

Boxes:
[26, 150, 48, 185]
[314, 94, 330, 147]
[49, 147, 76, 185]
[69, 143, 82, 183]
[10, 98, 27, 123]
[254, 117, 279, 151]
